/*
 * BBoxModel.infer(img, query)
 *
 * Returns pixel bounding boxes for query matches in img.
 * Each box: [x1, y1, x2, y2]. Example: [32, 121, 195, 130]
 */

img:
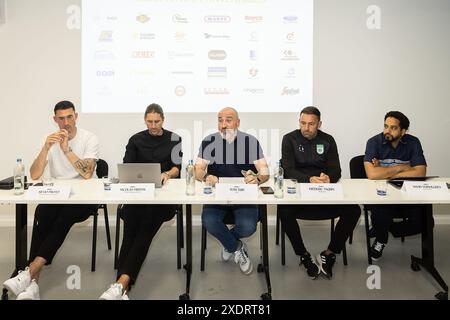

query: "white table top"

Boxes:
[0, 178, 449, 205]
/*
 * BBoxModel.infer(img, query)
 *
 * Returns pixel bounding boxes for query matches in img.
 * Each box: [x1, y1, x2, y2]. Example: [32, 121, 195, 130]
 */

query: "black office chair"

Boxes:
[349, 155, 406, 265]
[91, 158, 112, 271]
[114, 204, 184, 270]
[276, 207, 348, 266]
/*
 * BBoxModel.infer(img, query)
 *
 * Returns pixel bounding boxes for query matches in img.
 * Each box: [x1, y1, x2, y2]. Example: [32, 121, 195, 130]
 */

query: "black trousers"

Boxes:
[279, 205, 361, 256]
[370, 204, 427, 244]
[29, 204, 97, 265]
[117, 204, 176, 287]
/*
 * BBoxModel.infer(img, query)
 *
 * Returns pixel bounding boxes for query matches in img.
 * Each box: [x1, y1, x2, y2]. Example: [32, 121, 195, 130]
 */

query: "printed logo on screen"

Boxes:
[244, 16, 263, 23]
[132, 51, 155, 59]
[136, 14, 151, 24]
[249, 31, 259, 42]
[281, 87, 300, 96]
[168, 51, 195, 59]
[204, 15, 231, 23]
[282, 50, 299, 61]
[285, 68, 296, 79]
[286, 32, 296, 43]
[98, 31, 113, 42]
[244, 88, 265, 94]
[175, 86, 186, 97]
[174, 32, 187, 42]
[96, 70, 115, 77]
[133, 33, 156, 40]
[204, 33, 230, 40]
[172, 14, 188, 23]
[171, 70, 194, 76]
[283, 16, 298, 24]
[94, 50, 116, 61]
[208, 50, 227, 60]
[204, 88, 230, 95]
[248, 68, 259, 79]
[207, 67, 227, 78]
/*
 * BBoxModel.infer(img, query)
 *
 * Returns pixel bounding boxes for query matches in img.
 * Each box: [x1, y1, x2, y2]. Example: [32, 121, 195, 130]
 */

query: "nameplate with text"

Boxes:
[26, 186, 71, 200]
[216, 183, 258, 200]
[300, 183, 343, 198]
[402, 181, 448, 196]
[110, 183, 155, 199]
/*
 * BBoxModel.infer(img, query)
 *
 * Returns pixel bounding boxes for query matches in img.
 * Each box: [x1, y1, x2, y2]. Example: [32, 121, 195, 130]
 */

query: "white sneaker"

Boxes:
[3, 267, 31, 296]
[16, 280, 40, 300]
[99, 283, 129, 300]
[233, 241, 253, 275]
[221, 247, 234, 262]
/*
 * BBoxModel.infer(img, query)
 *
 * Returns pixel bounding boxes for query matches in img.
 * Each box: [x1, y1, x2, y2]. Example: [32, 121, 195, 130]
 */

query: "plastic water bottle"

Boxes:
[274, 161, 284, 199]
[186, 160, 195, 195]
[14, 158, 25, 195]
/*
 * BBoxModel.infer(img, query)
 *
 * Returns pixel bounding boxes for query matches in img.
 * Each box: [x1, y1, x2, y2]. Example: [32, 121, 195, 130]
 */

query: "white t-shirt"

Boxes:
[45, 128, 99, 179]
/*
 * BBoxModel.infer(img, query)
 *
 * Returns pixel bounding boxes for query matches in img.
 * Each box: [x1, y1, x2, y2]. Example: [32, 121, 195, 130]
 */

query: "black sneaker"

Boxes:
[370, 241, 385, 261]
[299, 252, 320, 279]
[316, 251, 336, 279]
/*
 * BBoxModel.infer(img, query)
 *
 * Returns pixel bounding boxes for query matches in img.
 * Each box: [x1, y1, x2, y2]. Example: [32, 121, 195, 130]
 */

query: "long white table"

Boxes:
[1, 178, 449, 300]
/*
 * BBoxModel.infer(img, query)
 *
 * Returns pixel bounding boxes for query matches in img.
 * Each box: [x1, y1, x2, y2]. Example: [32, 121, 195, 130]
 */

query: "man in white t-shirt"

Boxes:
[3, 101, 99, 300]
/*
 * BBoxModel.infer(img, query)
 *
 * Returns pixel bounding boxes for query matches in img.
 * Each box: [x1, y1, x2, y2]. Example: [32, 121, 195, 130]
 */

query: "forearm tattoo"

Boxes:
[74, 159, 95, 174]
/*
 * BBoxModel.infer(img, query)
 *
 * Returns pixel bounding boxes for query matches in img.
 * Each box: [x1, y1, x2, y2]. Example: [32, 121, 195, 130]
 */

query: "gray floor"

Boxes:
[1, 223, 449, 300]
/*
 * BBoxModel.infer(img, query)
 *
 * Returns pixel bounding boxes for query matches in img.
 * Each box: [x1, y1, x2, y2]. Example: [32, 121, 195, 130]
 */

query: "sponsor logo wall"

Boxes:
[82, 0, 313, 113]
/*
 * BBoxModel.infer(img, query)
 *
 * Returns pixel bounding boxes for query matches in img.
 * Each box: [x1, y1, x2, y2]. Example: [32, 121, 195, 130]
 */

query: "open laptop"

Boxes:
[387, 176, 439, 189]
[117, 163, 162, 188]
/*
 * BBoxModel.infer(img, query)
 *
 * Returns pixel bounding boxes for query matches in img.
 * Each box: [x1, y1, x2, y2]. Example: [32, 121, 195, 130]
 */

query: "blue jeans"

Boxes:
[202, 205, 259, 253]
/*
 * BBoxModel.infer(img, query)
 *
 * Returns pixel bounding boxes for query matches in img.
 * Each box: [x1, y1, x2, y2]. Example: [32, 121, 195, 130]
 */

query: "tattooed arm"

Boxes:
[64, 150, 97, 179]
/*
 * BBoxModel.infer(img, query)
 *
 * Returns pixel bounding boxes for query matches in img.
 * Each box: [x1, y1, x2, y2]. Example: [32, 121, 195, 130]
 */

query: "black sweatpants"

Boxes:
[29, 204, 97, 264]
[370, 204, 427, 244]
[117, 204, 176, 287]
[279, 205, 361, 256]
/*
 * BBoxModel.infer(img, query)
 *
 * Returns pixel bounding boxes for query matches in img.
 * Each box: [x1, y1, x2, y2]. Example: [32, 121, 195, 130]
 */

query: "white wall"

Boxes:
[0, 0, 449, 220]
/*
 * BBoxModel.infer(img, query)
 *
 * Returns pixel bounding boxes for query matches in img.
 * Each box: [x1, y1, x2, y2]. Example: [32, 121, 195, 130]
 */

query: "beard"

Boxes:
[220, 129, 237, 143]
[384, 133, 400, 142]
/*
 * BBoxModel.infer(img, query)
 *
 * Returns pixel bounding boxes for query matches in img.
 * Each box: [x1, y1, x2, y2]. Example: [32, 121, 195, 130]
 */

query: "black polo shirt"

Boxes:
[198, 131, 264, 177]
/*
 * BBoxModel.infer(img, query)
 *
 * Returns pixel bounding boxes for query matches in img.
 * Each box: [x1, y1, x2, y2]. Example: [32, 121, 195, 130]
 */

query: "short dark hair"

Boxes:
[384, 111, 410, 130]
[145, 103, 164, 120]
[54, 100, 75, 114]
[300, 106, 321, 120]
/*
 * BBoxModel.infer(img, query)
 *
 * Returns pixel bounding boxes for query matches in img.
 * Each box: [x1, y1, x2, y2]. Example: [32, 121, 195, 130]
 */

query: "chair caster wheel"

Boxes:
[261, 292, 272, 300]
[411, 261, 421, 272]
[435, 291, 448, 300]
[257, 264, 264, 273]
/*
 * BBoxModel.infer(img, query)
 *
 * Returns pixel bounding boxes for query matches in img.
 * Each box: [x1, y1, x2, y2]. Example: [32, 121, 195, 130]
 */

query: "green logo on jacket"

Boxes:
[316, 144, 324, 155]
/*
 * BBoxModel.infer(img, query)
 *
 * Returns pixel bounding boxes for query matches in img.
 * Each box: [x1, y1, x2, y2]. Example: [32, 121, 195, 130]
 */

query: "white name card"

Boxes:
[26, 186, 71, 200]
[300, 183, 343, 198]
[110, 183, 154, 199]
[215, 183, 258, 200]
[402, 181, 448, 196]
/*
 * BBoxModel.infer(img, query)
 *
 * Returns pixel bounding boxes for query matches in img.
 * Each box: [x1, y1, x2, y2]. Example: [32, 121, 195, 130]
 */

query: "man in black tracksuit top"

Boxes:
[279, 106, 360, 279]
